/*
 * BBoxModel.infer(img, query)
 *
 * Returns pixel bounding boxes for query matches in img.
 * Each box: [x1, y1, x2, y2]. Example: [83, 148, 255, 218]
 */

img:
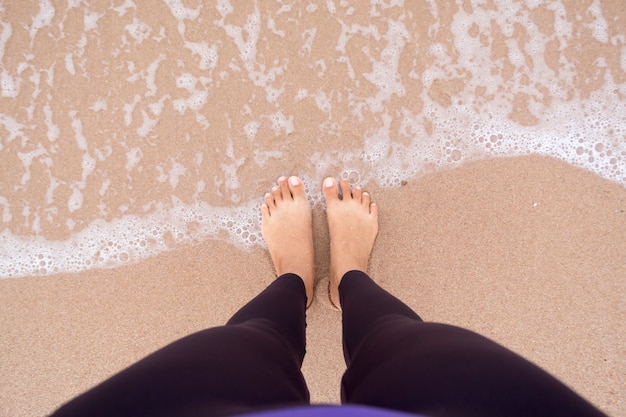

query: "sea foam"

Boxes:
[0, 0, 624, 279]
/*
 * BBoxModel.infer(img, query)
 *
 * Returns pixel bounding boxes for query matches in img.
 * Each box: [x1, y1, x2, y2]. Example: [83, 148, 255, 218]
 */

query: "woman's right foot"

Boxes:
[323, 177, 379, 309]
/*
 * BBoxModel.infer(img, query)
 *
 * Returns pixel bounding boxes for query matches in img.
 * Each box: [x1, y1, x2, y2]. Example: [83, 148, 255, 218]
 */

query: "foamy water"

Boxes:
[1, 0, 624, 278]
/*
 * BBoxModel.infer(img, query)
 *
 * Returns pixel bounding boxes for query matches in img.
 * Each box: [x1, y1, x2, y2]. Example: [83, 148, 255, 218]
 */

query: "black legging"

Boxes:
[49, 271, 607, 417]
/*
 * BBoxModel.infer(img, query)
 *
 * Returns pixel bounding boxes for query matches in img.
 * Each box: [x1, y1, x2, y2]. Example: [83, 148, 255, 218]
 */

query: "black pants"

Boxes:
[50, 271, 606, 417]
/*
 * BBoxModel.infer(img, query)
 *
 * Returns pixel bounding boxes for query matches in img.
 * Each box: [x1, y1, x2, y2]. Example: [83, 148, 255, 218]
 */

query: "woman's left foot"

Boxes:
[261, 176, 315, 307]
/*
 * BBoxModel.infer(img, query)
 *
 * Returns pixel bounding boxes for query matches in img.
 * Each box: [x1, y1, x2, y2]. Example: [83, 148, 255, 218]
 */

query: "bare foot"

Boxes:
[323, 177, 379, 310]
[261, 176, 315, 308]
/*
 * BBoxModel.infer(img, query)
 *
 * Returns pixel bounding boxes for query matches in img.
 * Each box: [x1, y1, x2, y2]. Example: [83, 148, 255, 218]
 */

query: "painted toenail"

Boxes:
[324, 178, 334, 188]
[289, 176, 299, 186]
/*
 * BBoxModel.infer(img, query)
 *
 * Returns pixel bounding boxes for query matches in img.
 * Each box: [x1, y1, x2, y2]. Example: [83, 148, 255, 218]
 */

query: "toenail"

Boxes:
[324, 178, 334, 188]
[289, 176, 299, 186]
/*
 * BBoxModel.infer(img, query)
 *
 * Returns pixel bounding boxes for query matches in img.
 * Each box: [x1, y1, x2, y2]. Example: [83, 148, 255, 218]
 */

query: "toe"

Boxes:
[339, 179, 352, 200]
[271, 185, 282, 203]
[288, 176, 306, 200]
[264, 192, 275, 210]
[278, 176, 291, 200]
[352, 186, 363, 201]
[370, 201, 379, 217]
[322, 177, 340, 203]
[361, 191, 371, 207]
[261, 202, 270, 218]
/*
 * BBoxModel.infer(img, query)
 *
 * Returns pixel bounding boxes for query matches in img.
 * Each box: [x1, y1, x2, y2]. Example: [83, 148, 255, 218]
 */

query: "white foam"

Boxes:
[137, 109, 157, 137]
[89, 98, 107, 112]
[163, 0, 200, 21]
[45, 176, 61, 205]
[362, 19, 408, 112]
[69, 111, 88, 150]
[17, 144, 47, 185]
[244, 120, 260, 140]
[184, 42, 218, 71]
[1, 69, 19, 98]
[585, 0, 608, 44]
[64, 53, 75, 75]
[29, 0, 55, 41]
[43, 104, 59, 142]
[168, 160, 187, 189]
[1, 0, 625, 281]
[0, 22, 12, 63]
[84, 11, 102, 31]
[0, 197, 11, 223]
[112, 0, 136, 16]
[125, 18, 152, 43]
[126, 55, 164, 97]
[125, 147, 143, 172]
[314, 91, 332, 114]
[216, 0, 233, 17]
[67, 0, 81, 10]
[265, 111, 294, 136]
[67, 187, 83, 213]
[79, 153, 96, 189]
[254, 149, 283, 168]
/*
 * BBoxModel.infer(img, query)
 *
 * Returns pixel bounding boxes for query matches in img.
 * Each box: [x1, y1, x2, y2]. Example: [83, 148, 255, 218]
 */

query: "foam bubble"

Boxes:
[314, 91, 332, 114]
[137, 110, 157, 137]
[112, 0, 136, 16]
[125, 147, 143, 171]
[168, 161, 187, 189]
[163, 0, 200, 21]
[29, 0, 55, 40]
[585, 0, 609, 44]
[43, 104, 59, 142]
[84, 11, 102, 31]
[244, 120, 260, 140]
[216, 0, 233, 17]
[1, 70, 19, 97]
[125, 18, 152, 43]
[0, 22, 13, 63]
[68, 187, 83, 213]
[185, 42, 219, 71]
[265, 111, 294, 136]
[69, 111, 88, 150]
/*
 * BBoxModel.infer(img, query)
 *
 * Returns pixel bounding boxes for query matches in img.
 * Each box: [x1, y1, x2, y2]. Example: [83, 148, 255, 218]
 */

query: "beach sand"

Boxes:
[1, 1, 625, 416]
[1, 155, 624, 417]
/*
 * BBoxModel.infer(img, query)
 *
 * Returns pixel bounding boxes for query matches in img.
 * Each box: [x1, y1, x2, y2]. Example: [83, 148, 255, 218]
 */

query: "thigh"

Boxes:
[342, 319, 606, 417]
[50, 274, 310, 417]
[51, 322, 310, 417]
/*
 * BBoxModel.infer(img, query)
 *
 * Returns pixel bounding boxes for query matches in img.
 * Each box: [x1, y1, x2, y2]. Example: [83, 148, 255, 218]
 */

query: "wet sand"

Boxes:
[1, 155, 624, 417]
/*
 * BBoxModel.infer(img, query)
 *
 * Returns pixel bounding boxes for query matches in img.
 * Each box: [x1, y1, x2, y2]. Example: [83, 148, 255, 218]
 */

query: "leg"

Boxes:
[322, 178, 607, 417]
[339, 272, 607, 417]
[51, 275, 309, 417]
[51, 176, 316, 417]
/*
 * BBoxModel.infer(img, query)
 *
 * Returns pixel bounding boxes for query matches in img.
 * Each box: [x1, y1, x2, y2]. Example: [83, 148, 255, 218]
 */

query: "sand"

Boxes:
[1, 1, 625, 416]
[1, 155, 624, 417]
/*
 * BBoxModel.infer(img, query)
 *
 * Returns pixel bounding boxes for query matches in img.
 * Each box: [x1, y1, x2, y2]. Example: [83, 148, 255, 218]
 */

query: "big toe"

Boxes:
[288, 176, 306, 200]
[323, 177, 340, 203]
